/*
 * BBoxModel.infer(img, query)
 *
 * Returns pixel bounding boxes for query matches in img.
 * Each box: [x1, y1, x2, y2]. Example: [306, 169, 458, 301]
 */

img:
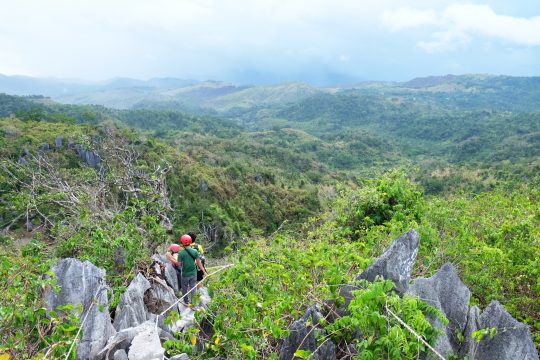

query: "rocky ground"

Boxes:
[43, 256, 210, 360]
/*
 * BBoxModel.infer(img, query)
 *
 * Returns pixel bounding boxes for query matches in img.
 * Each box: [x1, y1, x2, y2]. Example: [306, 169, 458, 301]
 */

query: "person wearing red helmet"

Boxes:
[177, 234, 208, 305]
[165, 243, 183, 291]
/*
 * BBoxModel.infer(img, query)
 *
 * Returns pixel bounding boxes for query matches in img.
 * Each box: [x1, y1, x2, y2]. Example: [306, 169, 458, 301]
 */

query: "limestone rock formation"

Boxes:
[127, 321, 165, 360]
[113, 273, 151, 331]
[152, 253, 180, 293]
[113, 349, 128, 360]
[145, 277, 179, 315]
[339, 229, 419, 308]
[278, 306, 336, 360]
[472, 301, 539, 360]
[407, 262, 470, 357]
[44, 258, 116, 360]
[281, 230, 539, 360]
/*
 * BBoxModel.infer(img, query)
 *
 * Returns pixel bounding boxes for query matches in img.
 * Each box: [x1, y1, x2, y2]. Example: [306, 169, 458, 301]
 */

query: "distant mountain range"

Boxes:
[2, 73, 540, 114]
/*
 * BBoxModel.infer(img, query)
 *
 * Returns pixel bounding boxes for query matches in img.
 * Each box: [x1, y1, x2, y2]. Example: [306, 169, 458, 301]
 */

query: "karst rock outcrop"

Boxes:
[279, 229, 539, 360]
[43, 256, 210, 360]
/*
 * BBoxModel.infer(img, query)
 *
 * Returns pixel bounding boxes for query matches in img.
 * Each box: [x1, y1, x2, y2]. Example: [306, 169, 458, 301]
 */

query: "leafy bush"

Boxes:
[0, 246, 80, 359]
[327, 280, 446, 359]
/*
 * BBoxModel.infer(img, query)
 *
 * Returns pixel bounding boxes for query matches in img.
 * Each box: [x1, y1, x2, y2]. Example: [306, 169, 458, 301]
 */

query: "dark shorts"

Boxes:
[197, 257, 206, 281]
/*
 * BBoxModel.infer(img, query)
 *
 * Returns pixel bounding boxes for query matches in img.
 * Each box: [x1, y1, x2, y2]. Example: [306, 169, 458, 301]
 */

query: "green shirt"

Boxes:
[178, 247, 199, 278]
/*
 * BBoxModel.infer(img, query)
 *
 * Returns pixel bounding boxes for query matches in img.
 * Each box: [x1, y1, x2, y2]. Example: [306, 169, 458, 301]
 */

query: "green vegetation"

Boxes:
[163, 172, 539, 357]
[0, 74, 539, 357]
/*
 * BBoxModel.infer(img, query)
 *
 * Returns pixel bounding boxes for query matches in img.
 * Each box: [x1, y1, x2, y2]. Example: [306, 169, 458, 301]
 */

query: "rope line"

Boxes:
[385, 303, 445, 360]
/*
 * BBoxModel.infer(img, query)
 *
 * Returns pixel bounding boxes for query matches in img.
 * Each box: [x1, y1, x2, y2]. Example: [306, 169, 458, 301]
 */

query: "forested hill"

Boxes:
[0, 74, 539, 358]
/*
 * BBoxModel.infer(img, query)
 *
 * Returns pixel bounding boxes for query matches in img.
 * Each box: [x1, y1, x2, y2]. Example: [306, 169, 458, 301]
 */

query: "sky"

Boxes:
[0, 0, 539, 85]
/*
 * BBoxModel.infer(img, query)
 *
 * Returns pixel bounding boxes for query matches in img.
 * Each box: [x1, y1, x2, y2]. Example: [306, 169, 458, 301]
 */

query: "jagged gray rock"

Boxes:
[74, 144, 101, 169]
[407, 262, 470, 357]
[86, 150, 101, 169]
[152, 254, 180, 293]
[278, 306, 336, 360]
[127, 320, 165, 360]
[113, 273, 151, 331]
[359, 229, 419, 293]
[44, 258, 115, 360]
[461, 305, 481, 358]
[283, 230, 539, 359]
[97, 324, 143, 359]
[145, 277, 179, 315]
[339, 229, 419, 308]
[113, 349, 128, 360]
[472, 301, 539, 360]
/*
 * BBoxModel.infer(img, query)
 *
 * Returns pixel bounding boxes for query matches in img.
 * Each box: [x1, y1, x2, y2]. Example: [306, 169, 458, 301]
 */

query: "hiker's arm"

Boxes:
[165, 252, 180, 267]
[196, 258, 208, 276]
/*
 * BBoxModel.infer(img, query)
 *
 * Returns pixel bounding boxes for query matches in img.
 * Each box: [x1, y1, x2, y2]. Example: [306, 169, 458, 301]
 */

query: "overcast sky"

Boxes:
[1, 0, 539, 85]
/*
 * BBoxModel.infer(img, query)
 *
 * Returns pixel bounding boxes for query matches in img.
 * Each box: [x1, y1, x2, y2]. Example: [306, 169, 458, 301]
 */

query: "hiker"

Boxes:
[178, 234, 208, 305]
[165, 243, 182, 292]
[188, 232, 207, 289]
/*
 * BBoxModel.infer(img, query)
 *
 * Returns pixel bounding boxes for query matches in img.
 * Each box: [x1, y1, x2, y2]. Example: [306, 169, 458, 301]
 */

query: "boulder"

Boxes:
[278, 306, 335, 360]
[44, 258, 115, 360]
[340, 230, 419, 308]
[113, 273, 151, 331]
[472, 301, 539, 360]
[169, 303, 198, 333]
[127, 320, 165, 360]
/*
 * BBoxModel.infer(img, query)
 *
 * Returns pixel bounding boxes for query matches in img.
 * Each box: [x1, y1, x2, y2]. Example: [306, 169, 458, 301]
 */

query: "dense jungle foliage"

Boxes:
[0, 74, 539, 358]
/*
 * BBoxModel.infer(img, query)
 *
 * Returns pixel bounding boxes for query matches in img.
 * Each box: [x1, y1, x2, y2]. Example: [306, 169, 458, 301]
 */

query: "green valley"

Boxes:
[0, 74, 539, 359]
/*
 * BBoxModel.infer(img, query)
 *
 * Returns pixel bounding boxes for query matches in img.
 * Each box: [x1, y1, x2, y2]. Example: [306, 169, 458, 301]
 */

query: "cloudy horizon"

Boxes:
[1, 0, 539, 85]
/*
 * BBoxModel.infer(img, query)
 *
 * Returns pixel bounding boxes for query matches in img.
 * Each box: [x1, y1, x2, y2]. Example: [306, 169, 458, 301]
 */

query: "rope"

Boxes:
[154, 264, 233, 332]
[385, 303, 445, 360]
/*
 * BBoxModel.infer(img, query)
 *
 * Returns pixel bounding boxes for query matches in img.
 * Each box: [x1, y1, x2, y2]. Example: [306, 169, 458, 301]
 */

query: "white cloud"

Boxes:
[417, 30, 471, 53]
[381, 7, 439, 31]
[0, 0, 537, 81]
[382, 3, 540, 52]
[0, 0, 391, 79]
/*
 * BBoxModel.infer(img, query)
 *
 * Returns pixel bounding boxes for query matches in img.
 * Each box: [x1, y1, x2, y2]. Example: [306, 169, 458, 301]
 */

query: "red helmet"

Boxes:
[180, 234, 192, 246]
[169, 244, 181, 253]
